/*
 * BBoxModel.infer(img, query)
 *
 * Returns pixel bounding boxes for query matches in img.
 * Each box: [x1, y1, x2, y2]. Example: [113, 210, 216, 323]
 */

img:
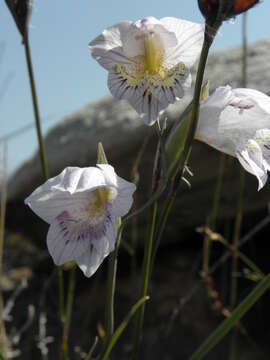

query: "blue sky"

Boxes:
[0, 0, 269, 174]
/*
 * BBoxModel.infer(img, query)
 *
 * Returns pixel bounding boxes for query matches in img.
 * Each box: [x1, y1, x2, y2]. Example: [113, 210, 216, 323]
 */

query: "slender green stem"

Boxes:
[229, 14, 247, 359]
[104, 220, 122, 347]
[132, 202, 158, 360]
[153, 26, 218, 273]
[23, 34, 65, 349]
[179, 31, 214, 169]
[189, 274, 270, 360]
[150, 195, 175, 274]
[58, 267, 65, 324]
[0, 143, 7, 358]
[229, 156, 246, 360]
[24, 37, 49, 180]
[86, 336, 99, 360]
[231, 170, 246, 312]
[241, 14, 248, 89]
[202, 154, 226, 276]
[100, 296, 149, 360]
[61, 267, 76, 360]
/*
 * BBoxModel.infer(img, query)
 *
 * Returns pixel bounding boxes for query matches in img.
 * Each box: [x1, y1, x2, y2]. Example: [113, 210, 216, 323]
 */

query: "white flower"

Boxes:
[89, 16, 204, 125]
[196, 85, 270, 190]
[25, 165, 136, 277]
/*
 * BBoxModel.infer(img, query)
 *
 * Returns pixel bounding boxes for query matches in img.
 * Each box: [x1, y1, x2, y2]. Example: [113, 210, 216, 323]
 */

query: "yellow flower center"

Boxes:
[143, 33, 164, 75]
[87, 186, 112, 217]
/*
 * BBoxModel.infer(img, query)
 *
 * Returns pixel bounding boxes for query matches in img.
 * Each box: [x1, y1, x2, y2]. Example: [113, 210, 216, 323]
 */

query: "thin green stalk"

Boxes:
[130, 130, 152, 285]
[104, 220, 122, 347]
[23, 34, 65, 347]
[24, 37, 49, 180]
[86, 336, 99, 360]
[241, 14, 248, 89]
[202, 154, 226, 276]
[132, 201, 158, 360]
[179, 30, 215, 169]
[231, 174, 246, 309]
[229, 167, 245, 359]
[100, 296, 149, 360]
[229, 14, 247, 359]
[150, 195, 175, 274]
[153, 26, 219, 272]
[0, 143, 7, 358]
[189, 274, 270, 360]
[61, 267, 76, 360]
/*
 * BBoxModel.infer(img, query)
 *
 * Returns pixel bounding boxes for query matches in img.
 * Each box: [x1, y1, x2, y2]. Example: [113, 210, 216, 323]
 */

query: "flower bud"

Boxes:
[5, 0, 33, 40]
[198, 0, 259, 24]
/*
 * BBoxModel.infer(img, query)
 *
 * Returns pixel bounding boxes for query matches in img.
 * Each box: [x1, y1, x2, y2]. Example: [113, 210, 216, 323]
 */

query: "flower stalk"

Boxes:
[24, 37, 49, 180]
[202, 153, 226, 276]
[132, 201, 157, 360]
[153, 23, 219, 270]
[104, 220, 122, 348]
[229, 13, 248, 360]
[61, 267, 76, 360]
[0, 143, 8, 358]
[23, 33, 66, 340]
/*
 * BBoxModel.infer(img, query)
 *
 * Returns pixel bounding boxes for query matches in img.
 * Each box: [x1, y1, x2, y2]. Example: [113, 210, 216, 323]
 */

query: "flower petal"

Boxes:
[97, 164, 136, 217]
[128, 90, 168, 126]
[160, 17, 204, 68]
[113, 177, 136, 217]
[24, 167, 107, 223]
[75, 218, 117, 277]
[232, 88, 270, 115]
[47, 207, 116, 268]
[122, 17, 177, 58]
[196, 86, 270, 157]
[254, 129, 270, 171]
[89, 21, 135, 70]
[201, 85, 234, 108]
[47, 213, 89, 265]
[107, 66, 146, 100]
[150, 66, 191, 104]
[236, 139, 267, 191]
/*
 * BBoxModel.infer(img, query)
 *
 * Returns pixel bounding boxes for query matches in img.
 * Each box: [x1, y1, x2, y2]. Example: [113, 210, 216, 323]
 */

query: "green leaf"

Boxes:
[189, 274, 270, 360]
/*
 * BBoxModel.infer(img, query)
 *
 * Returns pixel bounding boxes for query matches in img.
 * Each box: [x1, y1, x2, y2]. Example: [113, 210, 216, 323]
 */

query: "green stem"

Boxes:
[189, 274, 270, 360]
[100, 296, 149, 360]
[150, 195, 175, 274]
[0, 143, 7, 357]
[202, 154, 226, 276]
[61, 267, 76, 360]
[229, 14, 247, 358]
[24, 37, 49, 180]
[152, 25, 219, 274]
[132, 201, 158, 359]
[179, 30, 214, 168]
[23, 34, 65, 350]
[104, 220, 122, 347]
[86, 336, 99, 360]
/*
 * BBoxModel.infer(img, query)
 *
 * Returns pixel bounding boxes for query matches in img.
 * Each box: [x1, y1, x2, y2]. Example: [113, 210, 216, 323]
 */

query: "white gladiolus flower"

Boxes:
[196, 85, 270, 190]
[89, 16, 204, 125]
[25, 165, 136, 277]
